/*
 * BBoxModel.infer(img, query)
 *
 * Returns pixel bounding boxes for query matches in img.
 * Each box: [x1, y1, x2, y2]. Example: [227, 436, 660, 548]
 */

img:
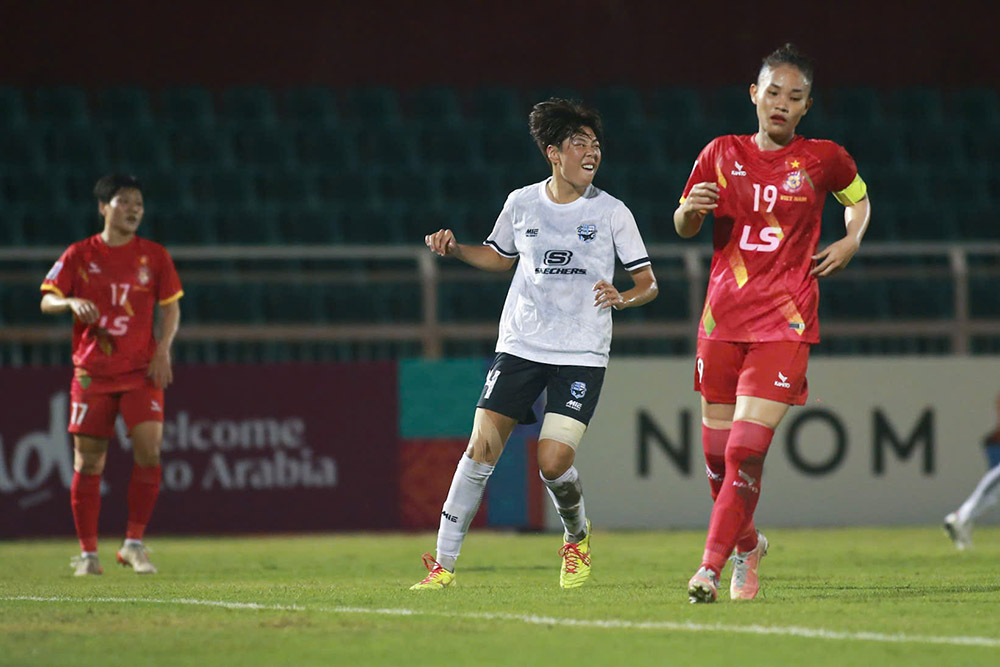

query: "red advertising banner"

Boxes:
[0, 363, 399, 537]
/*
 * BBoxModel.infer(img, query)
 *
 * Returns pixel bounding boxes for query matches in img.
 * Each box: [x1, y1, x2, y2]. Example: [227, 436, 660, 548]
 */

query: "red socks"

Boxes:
[702, 425, 760, 555]
[701, 421, 774, 575]
[71, 472, 102, 552]
[125, 464, 162, 541]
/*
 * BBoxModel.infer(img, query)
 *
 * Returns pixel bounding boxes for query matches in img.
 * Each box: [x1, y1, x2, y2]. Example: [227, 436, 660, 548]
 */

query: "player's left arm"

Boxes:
[811, 154, 872, 278]
[594, 266, 658, 310]
[148, 300, 180, 389]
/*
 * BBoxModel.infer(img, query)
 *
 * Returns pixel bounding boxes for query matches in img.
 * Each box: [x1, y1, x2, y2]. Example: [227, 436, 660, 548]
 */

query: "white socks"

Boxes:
[123, 539, 143, 548]
[436, 454, 495, 572]
[541, 466, 588, 543]
[957, 462, 1000, 523]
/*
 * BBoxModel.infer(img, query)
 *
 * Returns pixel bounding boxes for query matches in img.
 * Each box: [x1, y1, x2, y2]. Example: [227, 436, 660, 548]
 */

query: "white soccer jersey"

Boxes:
[485, 179, 651, 367]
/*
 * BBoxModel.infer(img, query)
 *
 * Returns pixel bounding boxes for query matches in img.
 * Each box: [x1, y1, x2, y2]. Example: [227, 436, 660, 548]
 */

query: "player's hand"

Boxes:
[593, 280, 626, 310]
[147, 346, 173, 389]
[425, 229, 459, 257]
[682, 182, 720, 214]
[69, 298, 100, 324]
[811, 237, 861, 277]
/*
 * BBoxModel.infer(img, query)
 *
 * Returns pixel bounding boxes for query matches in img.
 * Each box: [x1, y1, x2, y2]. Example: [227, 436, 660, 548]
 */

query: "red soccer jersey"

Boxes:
[681, 134, 858, 343]
[41, 234, 183, 389]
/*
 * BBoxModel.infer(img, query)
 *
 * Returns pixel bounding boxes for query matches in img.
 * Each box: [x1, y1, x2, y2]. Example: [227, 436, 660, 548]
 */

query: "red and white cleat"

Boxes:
[730, 531, 768, 600]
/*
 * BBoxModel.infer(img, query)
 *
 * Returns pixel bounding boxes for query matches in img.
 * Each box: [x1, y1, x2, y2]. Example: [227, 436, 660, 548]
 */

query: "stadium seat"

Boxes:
[214, 206, 279, 244]
[282, 86, 341, 128]
[647, 87, 705, 127]
[4, 171, 68, 210]
[146, 207, 218, 245]
[159, 87, 216, 128]
[4, 284, 49, 325]
[963, 127, 1000, 167]
[16, 205, 89, 246]
[592, 86, 646, 129]
[34, 86, 90, 128]
[903, 127, 966, 167]
[888, 88, 945, 129]
[231, 127, 295, 167]
[417, 122, 482, 167]
[476, 123, 540, 170]
[105, 128, 171, 172]
[343, 86, 404, 127]
[169, 126, 234, 167]
[0, 130, 45, 171]
[409, 87, 464, 126]
[337, 206, 406, 244]
[97, 87, 154, 128]
[439, 166, 509, 211]
[846, 123, 904, 168]
[275, 204, 344, 244]
[43, 126, 110, 172]
[438, 280, 510, 322]
[188, 169, 257, 208]
[826, 87, 886, 125]
[222, 86, 278, 128]
[526, 86, 584, 106]
[466, 86, 524, 128]
[314, 170, 376, 209]
[143, 168, 193, 211]
[0, 86, 28, 128]
[294, 127, 358, 169]
[951, 87, 1000, 128]
[355, 124, 420, 168]
[256, 168, 318, 210]
[372, 167, 443, 210]
[609, 125, 665, 169]
[262, 282, 324, 322]
[188, 282, 264, 323]
[709, 85, 756, 131]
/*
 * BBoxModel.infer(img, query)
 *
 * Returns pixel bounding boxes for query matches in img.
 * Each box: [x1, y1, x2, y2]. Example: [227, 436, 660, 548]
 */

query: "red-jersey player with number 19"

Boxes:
[41, 173, 183, 576]
[674, 44, 871, 603]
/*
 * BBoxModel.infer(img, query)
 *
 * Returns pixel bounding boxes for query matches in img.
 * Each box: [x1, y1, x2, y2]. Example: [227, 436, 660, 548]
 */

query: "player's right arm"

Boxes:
[40, 293, 100, 323]
[673, 182, 719, 238]
[425, 229, 517, 272]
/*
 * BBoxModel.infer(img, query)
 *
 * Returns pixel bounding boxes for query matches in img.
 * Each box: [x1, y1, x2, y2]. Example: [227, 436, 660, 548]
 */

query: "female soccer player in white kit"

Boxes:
[412, 98, 658, 590]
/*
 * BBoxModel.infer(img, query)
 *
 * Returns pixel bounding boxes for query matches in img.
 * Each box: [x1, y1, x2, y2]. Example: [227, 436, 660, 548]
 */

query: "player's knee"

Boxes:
[466, 438, 502, 465]
[74, 452, 107, 475]
[538, 455, 572, 481]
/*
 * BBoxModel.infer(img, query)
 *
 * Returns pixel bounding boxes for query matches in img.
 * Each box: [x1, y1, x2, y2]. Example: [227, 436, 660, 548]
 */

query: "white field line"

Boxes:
[3, 595, 1000, 649]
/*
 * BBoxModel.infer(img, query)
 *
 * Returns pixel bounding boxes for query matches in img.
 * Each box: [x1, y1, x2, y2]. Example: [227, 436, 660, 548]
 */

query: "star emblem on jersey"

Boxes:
[570, 381, 587, 399]
[577, 224, 597, 243]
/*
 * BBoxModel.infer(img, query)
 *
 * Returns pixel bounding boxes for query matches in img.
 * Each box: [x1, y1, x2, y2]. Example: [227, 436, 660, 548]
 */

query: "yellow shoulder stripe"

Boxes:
[158, 290, 184, 306]
[40, 284, 65, 298]
[833, 173, 867, 206]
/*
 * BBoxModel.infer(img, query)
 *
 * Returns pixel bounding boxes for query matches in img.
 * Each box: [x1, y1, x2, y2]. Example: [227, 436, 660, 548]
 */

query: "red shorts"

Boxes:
[694, 339, 811, 406]
[69, 376, 165, 439]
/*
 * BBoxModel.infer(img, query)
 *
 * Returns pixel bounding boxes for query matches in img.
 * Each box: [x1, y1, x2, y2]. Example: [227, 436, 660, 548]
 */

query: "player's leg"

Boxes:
[538, 364, 604, 588]
[67, 381, 118, 575]
[945, 461, 1000, 549]
[412, 354, 541, 589]
[116, 385, 165, 573]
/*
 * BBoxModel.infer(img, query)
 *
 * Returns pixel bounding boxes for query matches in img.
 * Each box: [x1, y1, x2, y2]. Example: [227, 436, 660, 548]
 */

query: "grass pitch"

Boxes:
[1, 527, 998, 666]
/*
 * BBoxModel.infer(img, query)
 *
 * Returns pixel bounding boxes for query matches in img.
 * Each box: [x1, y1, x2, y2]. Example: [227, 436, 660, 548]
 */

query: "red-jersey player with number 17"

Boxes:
[40, 174, 183, 577]
[674, 44, 872, 603]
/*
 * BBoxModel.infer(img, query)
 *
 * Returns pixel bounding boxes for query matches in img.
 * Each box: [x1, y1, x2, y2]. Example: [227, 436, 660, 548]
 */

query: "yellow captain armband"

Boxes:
[833, 173, 867, 206]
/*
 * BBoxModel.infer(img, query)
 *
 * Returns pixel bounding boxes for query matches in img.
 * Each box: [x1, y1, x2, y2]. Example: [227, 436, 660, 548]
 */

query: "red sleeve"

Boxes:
[823, 142, 859, 193]
[680, 139, 718, 201]
[156, 247, 184, 305]
[40, 245, 77, 298]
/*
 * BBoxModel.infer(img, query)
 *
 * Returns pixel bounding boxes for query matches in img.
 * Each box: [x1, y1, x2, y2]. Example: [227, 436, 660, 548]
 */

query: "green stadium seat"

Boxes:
[466, 87, 523, 128]
[282, 86, 341, 128]
[818, 278, 890, 320]
[710, 85, 756, 130]
[17, 205, 89, 246]
[970, 277, 1000, 317]
[647, 87, 704, 127]
[188, 282, 264, 323]
[97, 87, 154, 128]
[372, 167, 443, 209]
[476, 123, 539, 169]
[294, 128, 358, 169]
[147, 207, 218, 245]
[105, 128, 171, 171]
[410, 87, 464, 125]
[338, 206, 406, 243]
[370, 282, 423, 322]
[159, 87, 216, 128]
[0, 87, 28, 128]
[885, 278, 953, 318]
[355, 125, 419, 168]
[826, 87, 886, 125]
[314, 170, 376, 208]
[4, 284, 49, 325]
[903, 127, 966, 167]
[256, 168, 317, 209]
[222, 86, 277, 128]
[143, 168, 192, 211]
[438, 280, 510, 322]
[215, 206, 279, 244]
[439, 166, 508, 211]
[232, 128, 294, 167]
[44, 127, 109, 171]
[951, 87, 1000, 127]
[0, 130, 45, 170]
[888, 88, 944, 128]
[963, 127, 1000, 167]
[4, 170, 68, 210]
[526, 86, 584, 106]
[276, 204, 343, 243]
[34, 86, 90, 128]
[609, 125, 665, 169]
[592, 86, 646, 129]
[189, 169, 257, 208]
[169, 126, 234, 167]
[846, 124, 904, 168]
[417, 122, 482, 167]
[343, 87, 403, 127]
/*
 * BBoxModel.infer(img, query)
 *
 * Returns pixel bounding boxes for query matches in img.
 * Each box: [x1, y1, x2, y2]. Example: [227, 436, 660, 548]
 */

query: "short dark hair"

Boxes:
[759, 43, 815, 88]
[528, 98, 604, 162]
[93, 173, 143, 204]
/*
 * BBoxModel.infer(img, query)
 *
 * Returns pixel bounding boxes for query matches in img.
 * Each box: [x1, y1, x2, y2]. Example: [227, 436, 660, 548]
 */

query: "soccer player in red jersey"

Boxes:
[40, 173, 183, 576]
[674, 44, 872, 602]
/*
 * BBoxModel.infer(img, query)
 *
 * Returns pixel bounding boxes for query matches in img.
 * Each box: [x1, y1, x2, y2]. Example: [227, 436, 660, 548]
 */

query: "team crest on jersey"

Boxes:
[570, 381, 587, 399]
[577, 224, 597, 243]
[783, 170, 804, 192]
[137, 265, 152, 286]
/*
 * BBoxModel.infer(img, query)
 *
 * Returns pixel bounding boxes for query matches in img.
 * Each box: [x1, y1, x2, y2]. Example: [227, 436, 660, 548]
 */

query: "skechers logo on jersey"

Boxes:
[441, 511, 458, 523]
[526, 228, 539, 237]
[537, 250, 587, 274]
[774, 371, 791, 389]
[565, 400, 583, 411]
[731, 161, 747, 176]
